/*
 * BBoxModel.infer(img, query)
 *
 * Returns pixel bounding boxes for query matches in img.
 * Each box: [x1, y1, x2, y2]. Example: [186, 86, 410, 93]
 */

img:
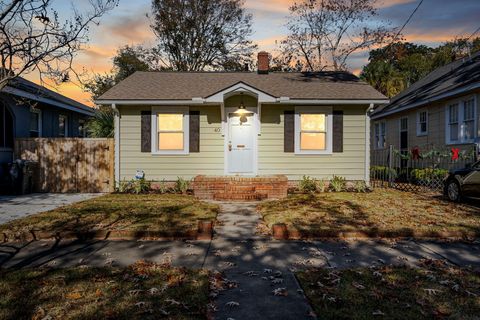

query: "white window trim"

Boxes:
[374, 121, 387, 150]
[416, 110, 428, 136]
[294, 106, 333, 155]
[445, 95, 477, 145]
[59, 114, 68, 137]
[30, 108, 42, 137]
[151, 106, 189, 155]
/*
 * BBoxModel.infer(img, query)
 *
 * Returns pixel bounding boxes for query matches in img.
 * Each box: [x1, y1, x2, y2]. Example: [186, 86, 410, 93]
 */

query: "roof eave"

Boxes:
[95, 98, 390, 105]
[3, 86, 94, 116]
[371, 82, 480, 120]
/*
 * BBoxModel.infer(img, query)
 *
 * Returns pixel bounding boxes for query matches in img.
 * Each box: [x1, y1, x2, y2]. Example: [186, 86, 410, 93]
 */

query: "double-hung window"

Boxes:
[448, 103, 459, 142]
[374, 122, 386, 149]
[417, 110, 428, 136]
[29, 108, 41, 137]
[152, 107, 189, 154]
[446, 97, 477, 144]
[294, 107, 332, 154]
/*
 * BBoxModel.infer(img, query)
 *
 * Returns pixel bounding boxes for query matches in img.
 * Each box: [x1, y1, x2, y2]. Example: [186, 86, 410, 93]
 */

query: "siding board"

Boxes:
[118, 104, 368, 181]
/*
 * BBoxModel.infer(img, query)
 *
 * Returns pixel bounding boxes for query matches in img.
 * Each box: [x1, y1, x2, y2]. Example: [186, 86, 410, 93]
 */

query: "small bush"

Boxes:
[175, 177, 191, 194]
[116, 178, 151, 194]
[298, 175, 318, 193]
[410, 168, 449, 184]
[354, 180, 367, 193]
[116, 179, 130, 193]
[317, 179, 327, 193]
[132, 178, 151, 194]
[370, 166, 397, 181]
[157, 179, 169, 194]
[329, 175, 346, 192]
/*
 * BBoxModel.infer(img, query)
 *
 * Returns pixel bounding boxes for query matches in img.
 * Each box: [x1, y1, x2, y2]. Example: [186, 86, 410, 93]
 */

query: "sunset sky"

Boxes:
[24, 0, 480, 106]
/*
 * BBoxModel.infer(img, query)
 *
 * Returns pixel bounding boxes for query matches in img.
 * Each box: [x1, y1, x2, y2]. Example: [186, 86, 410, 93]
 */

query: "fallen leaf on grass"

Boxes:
[66, 292, 82, 300]
[372, 310, 385, 316]
[273, 287, 288, 296]
[225, 301, 240, 308]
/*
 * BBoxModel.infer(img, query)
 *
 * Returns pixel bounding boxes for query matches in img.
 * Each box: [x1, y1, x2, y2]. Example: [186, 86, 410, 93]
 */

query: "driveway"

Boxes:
[0, 193, 102, 225]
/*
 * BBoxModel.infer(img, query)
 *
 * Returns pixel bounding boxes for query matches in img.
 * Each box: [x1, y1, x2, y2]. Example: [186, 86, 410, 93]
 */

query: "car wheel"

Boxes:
[446, 180, 461, 202]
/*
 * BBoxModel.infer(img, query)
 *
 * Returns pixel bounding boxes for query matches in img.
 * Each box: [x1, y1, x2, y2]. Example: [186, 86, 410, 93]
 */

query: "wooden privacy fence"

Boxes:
[14, 138, 114, 193]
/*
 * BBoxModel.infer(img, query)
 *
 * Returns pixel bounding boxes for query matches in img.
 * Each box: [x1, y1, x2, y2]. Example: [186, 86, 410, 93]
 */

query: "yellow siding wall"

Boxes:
[258, 105, 368, 180]
[119, 105, 224, 180]
[118, 104, 369, 181]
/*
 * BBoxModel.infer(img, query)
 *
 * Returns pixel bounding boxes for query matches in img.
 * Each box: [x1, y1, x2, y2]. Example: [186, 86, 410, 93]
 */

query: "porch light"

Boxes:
[235, 92, 249, 115]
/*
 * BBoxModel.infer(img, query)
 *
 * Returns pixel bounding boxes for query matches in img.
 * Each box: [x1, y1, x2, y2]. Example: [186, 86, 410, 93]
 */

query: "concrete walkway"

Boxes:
[1, 202, 480, 319]
[0, 193, 102, 224]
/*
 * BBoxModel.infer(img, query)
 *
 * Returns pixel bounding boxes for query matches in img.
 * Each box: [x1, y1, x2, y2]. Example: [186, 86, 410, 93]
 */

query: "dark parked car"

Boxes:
[444, 160, 480, 202]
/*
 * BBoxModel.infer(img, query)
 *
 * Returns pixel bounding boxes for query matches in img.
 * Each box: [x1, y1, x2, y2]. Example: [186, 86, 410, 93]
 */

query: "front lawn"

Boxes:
[297, 260, 480, 319]
[258, 189, 480, 238]
[0, 194, 219, 239]
[0, 261, 209, 319]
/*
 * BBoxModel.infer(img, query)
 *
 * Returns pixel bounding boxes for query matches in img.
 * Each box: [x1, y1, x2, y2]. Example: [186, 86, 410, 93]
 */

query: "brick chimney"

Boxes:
[257, 51, 270, 74]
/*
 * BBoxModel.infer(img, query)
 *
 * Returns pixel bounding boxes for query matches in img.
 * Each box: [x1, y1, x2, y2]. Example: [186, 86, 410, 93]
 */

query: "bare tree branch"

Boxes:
[276, 0, 396, 71]
[0, 0, 118, 89]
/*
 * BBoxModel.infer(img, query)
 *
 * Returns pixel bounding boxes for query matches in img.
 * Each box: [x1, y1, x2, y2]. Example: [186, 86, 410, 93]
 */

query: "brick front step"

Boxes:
[213, 192, 267, 201]
[193, 175, 288, 201]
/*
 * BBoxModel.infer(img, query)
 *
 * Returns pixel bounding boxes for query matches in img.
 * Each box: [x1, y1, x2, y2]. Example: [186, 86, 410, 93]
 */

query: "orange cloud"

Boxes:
[245, 0, 292, 13]
[376, 0, 416, 8]
[105, 16, 155, 44]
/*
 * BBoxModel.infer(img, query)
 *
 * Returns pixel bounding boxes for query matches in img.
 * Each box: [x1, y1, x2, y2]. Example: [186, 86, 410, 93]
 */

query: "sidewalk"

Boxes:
[1, 202, 479, 319]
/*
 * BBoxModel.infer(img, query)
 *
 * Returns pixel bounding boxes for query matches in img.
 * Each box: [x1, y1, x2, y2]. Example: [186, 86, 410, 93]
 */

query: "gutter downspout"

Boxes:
[365, 103, 374, 186]
[112, 103, 120, 187]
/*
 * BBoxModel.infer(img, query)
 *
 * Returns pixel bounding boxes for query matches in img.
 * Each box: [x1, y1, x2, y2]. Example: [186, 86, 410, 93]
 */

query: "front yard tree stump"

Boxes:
[197, 220, 213, 240]
[272, 223, 288, 240]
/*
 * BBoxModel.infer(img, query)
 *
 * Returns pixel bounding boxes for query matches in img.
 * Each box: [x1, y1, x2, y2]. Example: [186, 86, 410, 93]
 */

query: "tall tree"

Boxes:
[83, 45, 152, 100]
[360, 38, 480, 97]
[150, 0, 257, 71]
[0, 0, 118, 89]
[277, 0, 395, 71]
[83, 45, 155, 138]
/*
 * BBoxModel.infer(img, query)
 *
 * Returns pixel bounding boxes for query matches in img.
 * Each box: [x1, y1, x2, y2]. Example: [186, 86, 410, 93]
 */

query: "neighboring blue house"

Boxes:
[0, 77, 94, 164]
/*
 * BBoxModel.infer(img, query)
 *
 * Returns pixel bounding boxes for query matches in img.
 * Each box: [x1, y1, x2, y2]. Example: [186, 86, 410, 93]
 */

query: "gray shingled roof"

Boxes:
[3, 77, 93, 114]
[372, 51, 480, 117]
[97, 71, 387, 101]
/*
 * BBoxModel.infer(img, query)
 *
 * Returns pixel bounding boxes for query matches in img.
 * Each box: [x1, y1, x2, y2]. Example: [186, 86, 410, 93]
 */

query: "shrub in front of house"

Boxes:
[116, 178, 151, 194]
[353, 180, 368, 193]
[298, 175, 318, 193]
[329, 175, 346, 192]
[175, 177, 191, 194]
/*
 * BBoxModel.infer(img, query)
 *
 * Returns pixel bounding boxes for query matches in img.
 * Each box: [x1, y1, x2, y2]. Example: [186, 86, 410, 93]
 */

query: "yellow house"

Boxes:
[96, 52, 388, 198]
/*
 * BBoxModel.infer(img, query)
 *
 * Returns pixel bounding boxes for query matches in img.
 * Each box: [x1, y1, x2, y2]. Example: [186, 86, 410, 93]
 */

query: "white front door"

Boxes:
[227, 112, 255, 174]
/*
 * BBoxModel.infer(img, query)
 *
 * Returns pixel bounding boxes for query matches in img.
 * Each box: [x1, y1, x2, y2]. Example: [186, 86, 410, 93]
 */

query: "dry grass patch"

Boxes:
[0, 261, 209, 320]
[297, 260, 480, 320]
[0, 194, 219, 237]
[258, 189, 480, 238]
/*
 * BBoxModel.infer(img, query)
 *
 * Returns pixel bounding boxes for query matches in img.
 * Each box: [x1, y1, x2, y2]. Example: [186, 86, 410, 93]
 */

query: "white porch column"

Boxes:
[220, 102, 225, 136]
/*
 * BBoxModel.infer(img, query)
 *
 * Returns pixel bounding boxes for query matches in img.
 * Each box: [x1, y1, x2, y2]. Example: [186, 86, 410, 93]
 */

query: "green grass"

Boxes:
[0, 194, 219, 236]
[297, 261, 480, 320]
[257, 189, 480, 238]
[0, 261, 209, 320]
